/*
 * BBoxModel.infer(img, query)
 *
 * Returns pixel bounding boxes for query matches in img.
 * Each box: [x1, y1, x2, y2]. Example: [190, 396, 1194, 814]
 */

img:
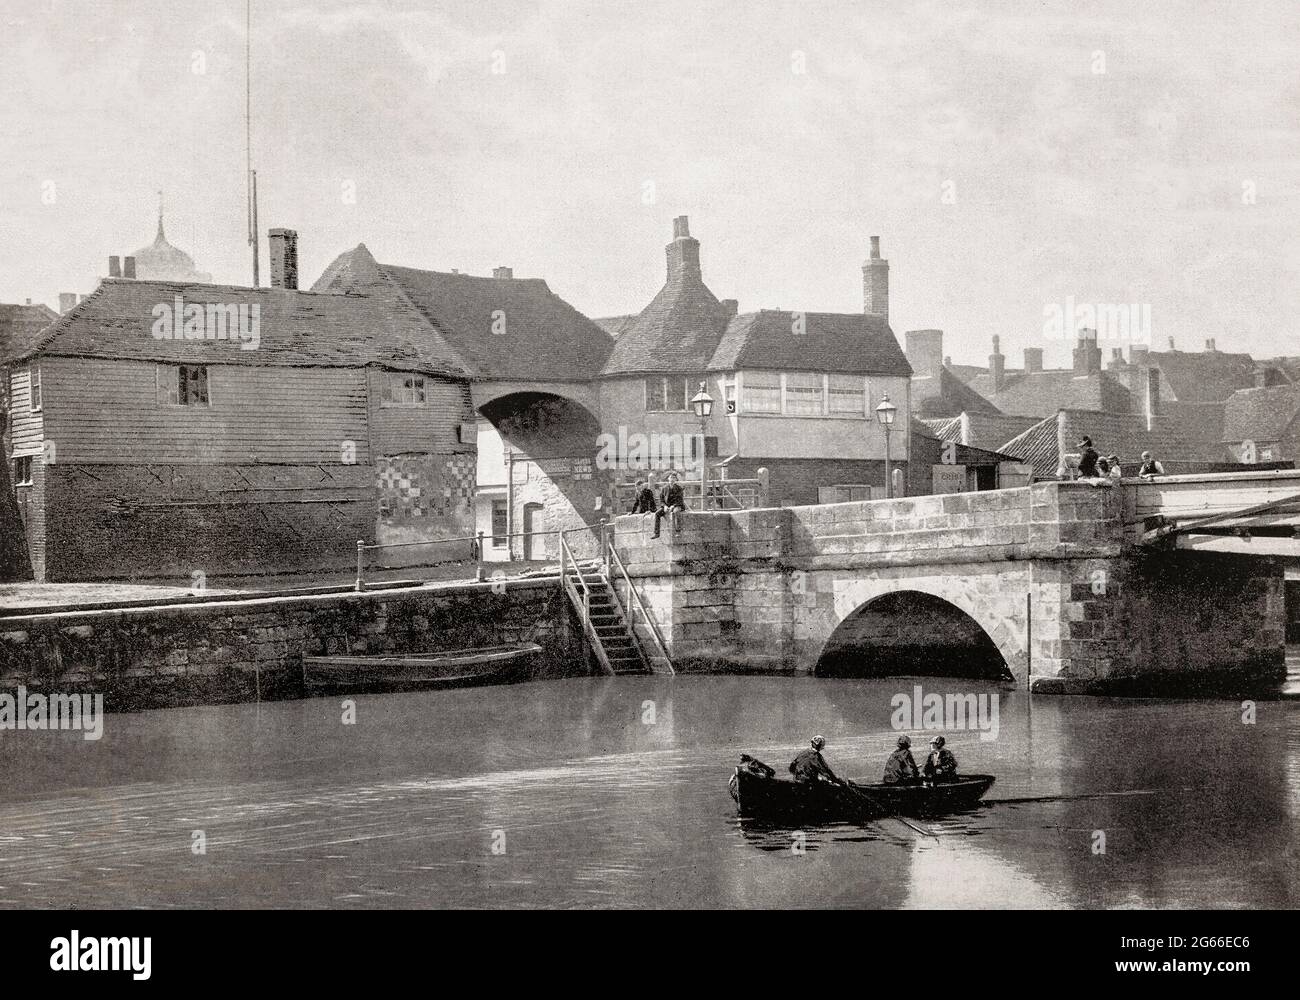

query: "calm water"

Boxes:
[1, 676, 1297, 909]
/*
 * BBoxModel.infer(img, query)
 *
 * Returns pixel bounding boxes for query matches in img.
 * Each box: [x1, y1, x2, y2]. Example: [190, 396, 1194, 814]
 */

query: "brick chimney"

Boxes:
[862, 236, 889, 321]
[1023, 347, 1043, 373]
[1107, 347, 1125, 370]
[108, 255, 121, 278]
[1073, 328, 1101, 375]
[123, 256, 137, 279]
[1144, 366, 1161, 431]
[904, 329, 943, 376]
[268, 228, 299, 290]
[1130, 345, 1150, 367]
[492, 266, 513, 279]
[58, 293, 76, 314]
[720, 298, 738, 319]
[989, 335, 1005, 391]
[666, 216, 701, 285]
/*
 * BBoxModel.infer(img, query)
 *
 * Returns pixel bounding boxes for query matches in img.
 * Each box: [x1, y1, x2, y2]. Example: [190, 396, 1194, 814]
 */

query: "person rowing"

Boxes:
[924, 735, 959, 784]
[882, 734, 921, 785]
[788, 735, 844, 786]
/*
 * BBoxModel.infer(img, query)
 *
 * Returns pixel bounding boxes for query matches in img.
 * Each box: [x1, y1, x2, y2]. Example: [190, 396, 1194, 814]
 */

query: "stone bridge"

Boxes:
[613, 477, 1290, 694]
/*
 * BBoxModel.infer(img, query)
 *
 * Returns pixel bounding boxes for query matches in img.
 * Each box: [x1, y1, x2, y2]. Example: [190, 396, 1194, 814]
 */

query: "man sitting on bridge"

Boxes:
[924, 736, 959, 783]
[653, 472, 687, 539]
[629, 477, 659, 515]
[789, 736, 842, 785]
[882, 735, 920, 784]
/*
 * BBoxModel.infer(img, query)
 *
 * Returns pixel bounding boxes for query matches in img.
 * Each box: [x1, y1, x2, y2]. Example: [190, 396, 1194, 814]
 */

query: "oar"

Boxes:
[837, 779, 938, 839]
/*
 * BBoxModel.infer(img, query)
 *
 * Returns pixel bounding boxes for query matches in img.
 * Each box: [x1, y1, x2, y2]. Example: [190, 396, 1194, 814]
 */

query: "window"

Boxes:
[383, 373, 427, 406]
[742, 372, 782, 413]
[723, 381, 736, 414]
[784, 372, 825, 415]
[828, 374, 867, 416]
[645, 376, 689, 412]
[157, 364, 209, 406]
[11, 456, 33, 487]
[28, 365, 41, 412]
[491, 501, 508, 546]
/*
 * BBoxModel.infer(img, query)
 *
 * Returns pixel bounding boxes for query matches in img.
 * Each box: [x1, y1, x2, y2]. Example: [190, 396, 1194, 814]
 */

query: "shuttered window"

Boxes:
[828, 374, 866, 415]
[784, 372, 825, 415]
[742, 372, 782, 413]
[156, 365, 209, 406]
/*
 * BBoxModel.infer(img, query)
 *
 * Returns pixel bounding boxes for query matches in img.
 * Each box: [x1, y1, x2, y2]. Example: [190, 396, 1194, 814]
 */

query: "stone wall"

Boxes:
[0, 578, 584, 710]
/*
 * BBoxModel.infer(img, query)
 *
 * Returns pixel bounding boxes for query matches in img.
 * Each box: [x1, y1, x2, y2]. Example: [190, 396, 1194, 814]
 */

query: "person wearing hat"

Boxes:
[1077, 436, 1100, 478]
[882, 734, 921, 785]
[788, 735, 842, 786]
[923, 735, 959, 784]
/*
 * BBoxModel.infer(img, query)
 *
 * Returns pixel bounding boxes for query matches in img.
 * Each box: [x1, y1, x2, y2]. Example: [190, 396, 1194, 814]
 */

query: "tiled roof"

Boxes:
[1000, 409, 1220, 479]
[601, 274, 731, 377]
[1144, 349, 1255, 402]
[0, 278, 470, 376]
[1222, 384, 1300, 442]
[920, 416, 962, 444]
[593, 315, 638, 338]
[997, 414, 1060, 479]
[0, 302, 59, 363]
[913, 365, 1000, 418]
[968, 369, 1129, 418]
[706, 310, 912, 376]
[313, 244, 613, 381]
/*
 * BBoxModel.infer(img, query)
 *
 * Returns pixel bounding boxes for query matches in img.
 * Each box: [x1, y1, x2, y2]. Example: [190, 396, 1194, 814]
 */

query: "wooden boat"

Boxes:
[302, 642, 543, 693]
[728, 760, 995, 822]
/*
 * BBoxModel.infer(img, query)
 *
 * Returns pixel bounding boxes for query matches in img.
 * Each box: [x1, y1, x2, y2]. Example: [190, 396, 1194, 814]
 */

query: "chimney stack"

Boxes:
[1107, 347, 1125, 369]
[904, 329, 943, 377]
[1205, 338, 1216, 352]
[862, 236, 889, 321]
[123, 256, 137, 279]
[108, 256, 121, 278]
[665, 215, 701, 285]
[720, 298, 738, 319]
[58, 293, 77, 314]
[1168, 336, 1176, 350]
[268, 228, 299, 290]
[1023, 347, 1043, 373]
[1073, 327, 1101, 375]
[989, 335, 1005, 391]
[492, 266, 514, 279]
[943, 355, 952, 367]
[1130, 345, 1150, 367]
[1144, 367, 1161, 430]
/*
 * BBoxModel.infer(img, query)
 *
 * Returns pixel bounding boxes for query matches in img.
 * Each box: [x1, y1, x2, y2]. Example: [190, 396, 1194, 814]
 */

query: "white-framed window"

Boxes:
[156, 364, 209, 406]
[722, 379, 736, 414]
[828, 374, 867, 416]
[11, 455, 33, 487]
[28, 365, 41, 412]
[742, 371, 782, 413]
[645, 376, 690, 412]
[383, 373, 427, 406]
[784, 372, 825, 415]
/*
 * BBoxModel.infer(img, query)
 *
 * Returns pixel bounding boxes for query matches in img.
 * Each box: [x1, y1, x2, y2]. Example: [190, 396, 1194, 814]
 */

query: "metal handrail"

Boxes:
[607, 536, 674, 675]
[560, 530, 615, 675]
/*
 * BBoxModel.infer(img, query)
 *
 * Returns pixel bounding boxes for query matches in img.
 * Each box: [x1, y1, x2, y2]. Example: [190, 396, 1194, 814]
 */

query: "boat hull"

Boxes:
[302, 642, 543, 694]
[729, 767, 995, 822]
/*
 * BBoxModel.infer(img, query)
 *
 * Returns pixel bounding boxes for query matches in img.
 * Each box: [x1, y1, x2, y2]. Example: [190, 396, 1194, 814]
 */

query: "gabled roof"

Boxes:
[601, 276, 730, 376]
[707, 310, 912, 376]
[0, 302, 59, 363]
[314, 245, 612, 382]
[998, 414, 1061, 480]
[1222, 384, 1300, 443]
[1143, 349, 1255, 402]
[0, 278, 469, 376]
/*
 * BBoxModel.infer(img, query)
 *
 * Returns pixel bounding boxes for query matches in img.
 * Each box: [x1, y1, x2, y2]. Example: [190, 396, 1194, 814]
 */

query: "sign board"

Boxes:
[932, 464, 967, 495]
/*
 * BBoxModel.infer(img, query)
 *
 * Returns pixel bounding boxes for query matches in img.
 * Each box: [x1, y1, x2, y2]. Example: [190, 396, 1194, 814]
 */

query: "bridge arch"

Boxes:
[810, 570, 1028, 680]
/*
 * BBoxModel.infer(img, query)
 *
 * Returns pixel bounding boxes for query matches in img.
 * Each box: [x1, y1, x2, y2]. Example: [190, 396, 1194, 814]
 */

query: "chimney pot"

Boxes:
[1073, 328, 1102, 375]
[989, 335, 1006, 391]
[58, 292, 76, 314]
[268, 228, 299, 290]
[492, 266, 513, 279]
[123, 256, 137, 279]
[672, 215, 691, 239]
[1168, 336, 1176, 350]
[108, 255, 121, 278]
[1205, 338, 1216, 352]
[870, 235, 881, 259]
[862, 237, 889, 320]
[666, 217, 701, 283]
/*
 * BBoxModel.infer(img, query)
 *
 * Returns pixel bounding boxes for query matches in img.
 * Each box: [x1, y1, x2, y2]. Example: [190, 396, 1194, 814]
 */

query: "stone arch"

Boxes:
[808, 567, 1029, 681]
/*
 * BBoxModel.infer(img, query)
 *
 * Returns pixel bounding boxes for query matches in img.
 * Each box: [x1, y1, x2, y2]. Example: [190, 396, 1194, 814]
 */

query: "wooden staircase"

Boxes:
[560, 531, 673, 676]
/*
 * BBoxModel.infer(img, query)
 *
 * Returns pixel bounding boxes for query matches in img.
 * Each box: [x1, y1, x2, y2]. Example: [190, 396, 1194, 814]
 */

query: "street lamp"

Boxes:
[875, 392, 897, 499]
[691, 380, 714, 510]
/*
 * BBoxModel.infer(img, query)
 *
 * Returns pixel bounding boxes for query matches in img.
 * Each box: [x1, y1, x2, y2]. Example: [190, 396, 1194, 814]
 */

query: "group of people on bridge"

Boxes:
[1071, 436, 1166, 483]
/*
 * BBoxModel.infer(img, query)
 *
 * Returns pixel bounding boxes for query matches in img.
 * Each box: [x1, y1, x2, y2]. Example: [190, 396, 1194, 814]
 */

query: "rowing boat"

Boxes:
[728, 761, 995, 821]
[302, 642, 543, 693]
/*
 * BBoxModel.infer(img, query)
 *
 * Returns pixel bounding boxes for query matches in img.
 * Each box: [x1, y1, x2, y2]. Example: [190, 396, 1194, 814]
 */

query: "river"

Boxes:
[1, 675, 1297, 908]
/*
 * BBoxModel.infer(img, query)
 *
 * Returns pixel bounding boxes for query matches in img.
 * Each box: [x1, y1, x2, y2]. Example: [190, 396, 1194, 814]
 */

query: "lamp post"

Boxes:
[875, 392, 897, 499]
[691, 380, 714, 510]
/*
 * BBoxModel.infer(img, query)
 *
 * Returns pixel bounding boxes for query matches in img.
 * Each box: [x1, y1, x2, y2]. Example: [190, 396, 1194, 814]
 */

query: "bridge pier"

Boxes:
[615, 481, 1286, 695]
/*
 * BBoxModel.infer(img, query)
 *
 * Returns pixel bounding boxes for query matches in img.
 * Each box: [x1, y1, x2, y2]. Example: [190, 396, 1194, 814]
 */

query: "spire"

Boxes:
[156, 190, 166, 243]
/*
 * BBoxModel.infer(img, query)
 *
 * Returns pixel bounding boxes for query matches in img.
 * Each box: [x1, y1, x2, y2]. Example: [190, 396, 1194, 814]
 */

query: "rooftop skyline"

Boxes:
[2, 0, 1297, 367]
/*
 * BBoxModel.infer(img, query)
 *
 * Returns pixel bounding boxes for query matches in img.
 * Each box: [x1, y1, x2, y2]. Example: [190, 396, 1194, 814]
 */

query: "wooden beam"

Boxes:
[1173, 533, 1300, 558]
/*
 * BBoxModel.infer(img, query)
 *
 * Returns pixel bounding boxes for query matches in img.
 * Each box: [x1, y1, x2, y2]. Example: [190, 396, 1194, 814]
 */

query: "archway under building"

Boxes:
[814, 590, 1009, 680]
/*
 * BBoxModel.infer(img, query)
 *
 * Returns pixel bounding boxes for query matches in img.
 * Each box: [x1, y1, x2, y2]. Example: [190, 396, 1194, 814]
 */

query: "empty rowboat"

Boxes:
[302, 642, 543, 694]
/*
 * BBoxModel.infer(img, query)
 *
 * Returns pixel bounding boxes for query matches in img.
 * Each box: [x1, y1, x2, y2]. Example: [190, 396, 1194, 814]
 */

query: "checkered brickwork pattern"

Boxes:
[376, 455, 476, 520]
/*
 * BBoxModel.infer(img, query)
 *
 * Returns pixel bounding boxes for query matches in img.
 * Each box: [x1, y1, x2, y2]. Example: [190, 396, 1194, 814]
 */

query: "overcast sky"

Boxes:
[2, 0, 1297, 366]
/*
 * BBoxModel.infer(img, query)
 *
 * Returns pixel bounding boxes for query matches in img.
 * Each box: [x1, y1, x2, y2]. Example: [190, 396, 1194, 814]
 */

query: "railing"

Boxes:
[615, 467, 769, 512]
[607, 535, 674, 675]
[559, 528, 615, 675]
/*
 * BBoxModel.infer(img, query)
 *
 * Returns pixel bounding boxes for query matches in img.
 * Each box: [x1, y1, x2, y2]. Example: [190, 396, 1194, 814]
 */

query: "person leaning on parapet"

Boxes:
[653, 471, 686, 539]
[1076, 436, 1100, 477]
[923, 736, 958, 784]
[1138, 451, 1165, 478]
[1107, 454, 1123, 480]
[882, 735, 920, 785]
[789, 736, 843, 785]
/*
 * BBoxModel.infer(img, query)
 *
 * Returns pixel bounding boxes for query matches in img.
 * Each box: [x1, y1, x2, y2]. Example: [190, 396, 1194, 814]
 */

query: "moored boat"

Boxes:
[302, 642, 543, 694]
[728, 758, 995, 822]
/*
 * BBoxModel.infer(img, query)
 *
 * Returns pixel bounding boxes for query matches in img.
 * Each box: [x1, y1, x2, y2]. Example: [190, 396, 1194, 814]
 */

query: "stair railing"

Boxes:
[560, 528, 615, 675]
[606, 533, 675, 675]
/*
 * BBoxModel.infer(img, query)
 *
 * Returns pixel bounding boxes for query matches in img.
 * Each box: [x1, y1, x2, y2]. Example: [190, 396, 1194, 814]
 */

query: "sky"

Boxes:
[1, 0, 1298, 367]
